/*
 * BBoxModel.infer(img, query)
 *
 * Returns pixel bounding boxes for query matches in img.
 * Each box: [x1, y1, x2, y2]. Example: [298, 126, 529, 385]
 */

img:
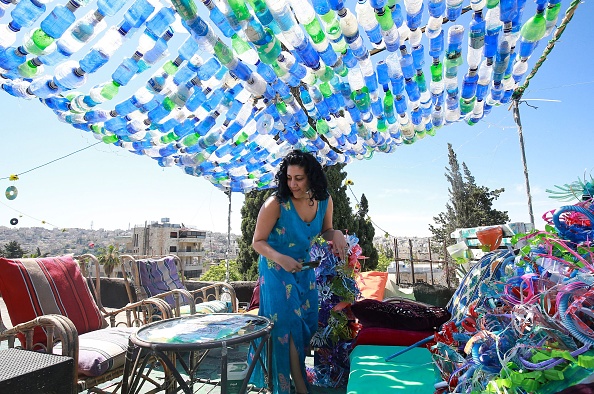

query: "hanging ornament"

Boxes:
[10, 218, 18, 225]
[5, 186, 18, 200]
[8, 175, 19, 181]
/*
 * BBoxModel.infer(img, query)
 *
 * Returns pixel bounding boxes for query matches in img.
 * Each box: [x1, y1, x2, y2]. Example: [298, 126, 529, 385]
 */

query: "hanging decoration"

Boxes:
[5, 185, 18, 200]
[0, 0, 566, 192]
[308, 233, 362, 388]
[10, 217, 18, 225]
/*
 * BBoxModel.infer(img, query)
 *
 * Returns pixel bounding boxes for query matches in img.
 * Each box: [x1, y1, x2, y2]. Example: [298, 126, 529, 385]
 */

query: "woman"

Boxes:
[250, 150, 347, 394]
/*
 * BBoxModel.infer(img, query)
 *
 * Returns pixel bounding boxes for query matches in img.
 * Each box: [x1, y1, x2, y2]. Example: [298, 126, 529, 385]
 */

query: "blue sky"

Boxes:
[0, 0, 592, 238]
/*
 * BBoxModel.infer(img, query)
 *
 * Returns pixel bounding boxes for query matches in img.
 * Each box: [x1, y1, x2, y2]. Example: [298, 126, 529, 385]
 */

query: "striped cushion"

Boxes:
[54, 327, 136, 376]
[136, 256, 188, 305]
[0, 255, 107, 346]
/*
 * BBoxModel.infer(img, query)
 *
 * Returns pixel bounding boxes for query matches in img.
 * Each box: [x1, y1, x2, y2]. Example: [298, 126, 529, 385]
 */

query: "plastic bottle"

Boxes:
[40, 2, 79, 39]
[337, 8, 359, 43]
[493, 24, 512, 82]
[57, 10, 107, 56]
[475, 58, 492, 101]
[467, 11, 485, 70]
[518, 8, 546, 59]
[356, 0, 383, 48]
[446, 0, 463, 21]
[264, 0, 295, 31]
[375, 7, 399, 51]
[203, 0, 235, 38]
[10, 0, 47, 31]
[544, 1, 561, 36]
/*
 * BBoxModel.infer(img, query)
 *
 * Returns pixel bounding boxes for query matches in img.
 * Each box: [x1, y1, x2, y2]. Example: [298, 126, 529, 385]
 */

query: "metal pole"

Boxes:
[409, 239, 415, 284]
[394, 238, 400, 285]
[225, 189, 232, 283]
[428, 238, 434, 285]
[511, 99, 535, 227]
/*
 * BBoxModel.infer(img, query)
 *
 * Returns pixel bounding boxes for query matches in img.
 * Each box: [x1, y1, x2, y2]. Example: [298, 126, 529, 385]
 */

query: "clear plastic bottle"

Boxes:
[467, 11, 485, 70]
[54, 60, 87, 90]
[264, 0, 295, 31]
[337, 8, 359, 42]
[356, 0, 383, 48]
[58, 10, 106, 56]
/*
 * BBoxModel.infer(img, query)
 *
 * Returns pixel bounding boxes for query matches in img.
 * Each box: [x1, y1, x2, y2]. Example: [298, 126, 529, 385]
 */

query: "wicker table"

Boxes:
[121, 313, 273, 394]
[0, 347, 75, 394]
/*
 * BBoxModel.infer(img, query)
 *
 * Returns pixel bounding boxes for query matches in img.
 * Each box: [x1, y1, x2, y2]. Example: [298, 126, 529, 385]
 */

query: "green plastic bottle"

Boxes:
[214, 39, 234, 65]
[227, 0, 250, 21]
[520, 10, 546, 43]
[304, 18, 325, 44]
[316, 118, 329, 135]
[375, 6, 394, 31]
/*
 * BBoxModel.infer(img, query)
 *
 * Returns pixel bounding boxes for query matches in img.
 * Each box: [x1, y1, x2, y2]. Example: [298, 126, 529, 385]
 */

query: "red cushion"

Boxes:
[0, 255, 107, 346]
[354, 327, 436, 348]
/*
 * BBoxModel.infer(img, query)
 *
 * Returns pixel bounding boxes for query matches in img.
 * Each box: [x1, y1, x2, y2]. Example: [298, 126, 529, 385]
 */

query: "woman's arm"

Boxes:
[252, 196, 303, 273]
[320, 196, 348, 260]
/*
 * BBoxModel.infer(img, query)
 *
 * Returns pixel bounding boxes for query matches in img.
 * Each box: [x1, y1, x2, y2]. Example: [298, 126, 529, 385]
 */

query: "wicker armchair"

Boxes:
[120, 254, 237, 317]
[0, 254, 173, 393]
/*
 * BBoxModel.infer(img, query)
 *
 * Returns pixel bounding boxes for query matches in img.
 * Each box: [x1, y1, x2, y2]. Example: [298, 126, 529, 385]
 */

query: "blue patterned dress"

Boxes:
[249, 197, 328, 393]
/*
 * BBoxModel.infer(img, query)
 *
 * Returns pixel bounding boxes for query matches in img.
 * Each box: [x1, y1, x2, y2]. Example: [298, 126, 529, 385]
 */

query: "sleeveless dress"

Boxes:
[249, 197, 328, 393]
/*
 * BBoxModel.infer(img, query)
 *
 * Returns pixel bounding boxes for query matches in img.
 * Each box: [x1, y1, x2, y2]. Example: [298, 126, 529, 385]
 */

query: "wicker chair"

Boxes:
[0, 254, 173, 394]
[119, 254, 237, 317]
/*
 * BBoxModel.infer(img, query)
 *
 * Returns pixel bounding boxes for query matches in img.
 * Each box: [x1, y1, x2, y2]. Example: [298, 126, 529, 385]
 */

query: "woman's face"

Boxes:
[287, 165, 309, 198]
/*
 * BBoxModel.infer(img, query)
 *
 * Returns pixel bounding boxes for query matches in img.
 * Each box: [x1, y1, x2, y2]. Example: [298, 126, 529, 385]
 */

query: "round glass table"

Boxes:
[121, 313, 273, 394]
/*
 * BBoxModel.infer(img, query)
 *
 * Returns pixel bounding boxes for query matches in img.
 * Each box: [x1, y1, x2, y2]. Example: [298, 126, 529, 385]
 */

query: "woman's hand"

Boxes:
[331, 230, 348, 261]
[279, 255, 303, 274]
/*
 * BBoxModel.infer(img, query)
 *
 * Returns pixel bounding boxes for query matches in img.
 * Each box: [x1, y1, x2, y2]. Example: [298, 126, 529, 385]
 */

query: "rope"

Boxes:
[0, 141, 102, 181]
[512, 0, 583, 101]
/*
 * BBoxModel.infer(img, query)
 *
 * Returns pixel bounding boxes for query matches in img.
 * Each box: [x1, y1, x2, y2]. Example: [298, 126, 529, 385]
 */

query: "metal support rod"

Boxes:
[428, 238, 434, 285]
[394, 237, 400, 285]
[511, 99, 535, 227]
[225, 189, 232, 283]
[409, 239, 415, 284]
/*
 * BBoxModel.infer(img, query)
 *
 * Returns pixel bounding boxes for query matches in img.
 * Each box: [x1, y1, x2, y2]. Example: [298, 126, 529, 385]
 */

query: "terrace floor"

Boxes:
[0, 297, 346, 394]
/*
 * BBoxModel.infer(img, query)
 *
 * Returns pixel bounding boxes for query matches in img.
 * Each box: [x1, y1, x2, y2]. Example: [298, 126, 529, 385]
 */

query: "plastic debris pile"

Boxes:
[433, 198, 594, 393]
[0, 0, 565, 191]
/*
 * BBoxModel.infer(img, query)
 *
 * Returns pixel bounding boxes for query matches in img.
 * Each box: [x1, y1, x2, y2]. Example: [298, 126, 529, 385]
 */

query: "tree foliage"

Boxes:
[237, 189, 273, 280]
[1, 240, 27, 258]
[201, 259, 243, 282]
[429, 143, 510, 249]
[352, 194, 379, 270]
[324, 163, 354, 233]
[97, 244, 120, 278]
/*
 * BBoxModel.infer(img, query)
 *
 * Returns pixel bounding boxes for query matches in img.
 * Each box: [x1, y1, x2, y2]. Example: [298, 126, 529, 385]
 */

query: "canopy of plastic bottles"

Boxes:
[0, 0, 561, 192]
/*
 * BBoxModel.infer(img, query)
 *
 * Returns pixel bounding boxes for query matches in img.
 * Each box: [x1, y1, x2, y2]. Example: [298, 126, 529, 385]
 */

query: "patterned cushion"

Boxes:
[135, 256, 189, 305]
[54, 327, 136, 377]
[0, 255, 107, 346]
[351, 298, 451, 331]
[446, 250, 512, 324]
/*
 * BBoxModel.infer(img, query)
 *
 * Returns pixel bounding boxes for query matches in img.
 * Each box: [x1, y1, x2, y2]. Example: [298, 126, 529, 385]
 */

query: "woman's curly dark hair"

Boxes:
[275, 150, 329, 204]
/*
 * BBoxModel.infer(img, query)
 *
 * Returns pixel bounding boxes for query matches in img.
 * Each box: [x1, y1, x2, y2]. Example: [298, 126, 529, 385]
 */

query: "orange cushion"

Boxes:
[356, 271, 388, 300]
[0, 255, 107, 346]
